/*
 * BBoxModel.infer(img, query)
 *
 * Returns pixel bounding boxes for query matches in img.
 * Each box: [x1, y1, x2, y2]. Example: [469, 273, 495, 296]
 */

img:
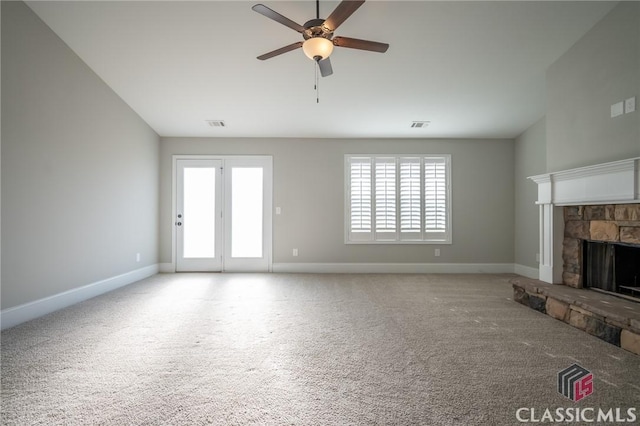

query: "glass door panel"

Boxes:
[183, 167, 216, 258]
[176, 159, 222, 271]
[231, 167, 263, 258]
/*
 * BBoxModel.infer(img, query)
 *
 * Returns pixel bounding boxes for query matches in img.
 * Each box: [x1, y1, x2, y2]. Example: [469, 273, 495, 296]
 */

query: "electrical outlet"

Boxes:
[136, 253, 141, 262]
[276, 207, 281, 215]
[293, 248, 298, 257]
[625, 96, 636, 114]
[435, 248, 441, 257]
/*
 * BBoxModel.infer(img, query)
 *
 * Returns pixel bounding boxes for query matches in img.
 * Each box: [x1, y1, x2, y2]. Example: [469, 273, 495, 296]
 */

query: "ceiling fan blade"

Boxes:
[257, 42, 304, 60]
[252, 4, 305, 33]
[323, 0, 365, 32]
[332, 36, 389, 53]
[318, 57, 333, 77]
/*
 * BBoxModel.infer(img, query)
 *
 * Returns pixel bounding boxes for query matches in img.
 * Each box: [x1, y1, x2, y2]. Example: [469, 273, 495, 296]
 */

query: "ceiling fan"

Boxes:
[252, 0, 389, 77]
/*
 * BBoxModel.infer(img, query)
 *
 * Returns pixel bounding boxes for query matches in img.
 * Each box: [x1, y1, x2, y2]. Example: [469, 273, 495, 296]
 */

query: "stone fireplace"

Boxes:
[511, 159, 640, 356]
[529, 157, 640, 286]
[562, 204, 640, 296]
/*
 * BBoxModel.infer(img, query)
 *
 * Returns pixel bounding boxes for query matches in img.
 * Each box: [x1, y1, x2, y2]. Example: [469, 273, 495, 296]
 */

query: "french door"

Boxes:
[176, 159, 222, 271]
[175, 156, 272, 272]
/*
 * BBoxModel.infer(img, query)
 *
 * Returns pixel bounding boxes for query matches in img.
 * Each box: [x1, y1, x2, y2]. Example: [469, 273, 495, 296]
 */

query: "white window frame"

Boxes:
[345, 154, 452, 244]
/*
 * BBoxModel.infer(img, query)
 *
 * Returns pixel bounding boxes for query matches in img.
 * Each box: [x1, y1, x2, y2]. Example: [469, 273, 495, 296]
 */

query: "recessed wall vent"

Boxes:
[206, 120, 226, 127]
[411, 121, 430, 128]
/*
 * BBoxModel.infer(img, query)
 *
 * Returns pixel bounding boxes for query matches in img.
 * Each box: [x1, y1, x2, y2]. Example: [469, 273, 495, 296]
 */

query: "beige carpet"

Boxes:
[1, 273, 639, 425]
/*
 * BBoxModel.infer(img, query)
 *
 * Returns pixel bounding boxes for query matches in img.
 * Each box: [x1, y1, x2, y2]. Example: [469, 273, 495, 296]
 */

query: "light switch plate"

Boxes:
[625, 96, 636, 114]
[611, 101, 624, 118]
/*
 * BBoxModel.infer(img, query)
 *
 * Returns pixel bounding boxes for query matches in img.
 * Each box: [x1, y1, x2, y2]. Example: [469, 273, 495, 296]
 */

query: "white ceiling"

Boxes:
[26, 1, 616, 139]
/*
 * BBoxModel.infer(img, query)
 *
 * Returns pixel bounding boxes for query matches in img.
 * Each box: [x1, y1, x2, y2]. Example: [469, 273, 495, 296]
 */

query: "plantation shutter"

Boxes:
[348, 157, 372, 241]
[374, 158, 397, 239]
[424, 157, 449, 240]
[399, 157, 422, 240]
[346, 154, 450, 244]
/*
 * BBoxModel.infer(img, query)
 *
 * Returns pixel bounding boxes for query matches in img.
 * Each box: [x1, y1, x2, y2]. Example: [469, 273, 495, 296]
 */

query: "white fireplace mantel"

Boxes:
[528, 157, 640, 284]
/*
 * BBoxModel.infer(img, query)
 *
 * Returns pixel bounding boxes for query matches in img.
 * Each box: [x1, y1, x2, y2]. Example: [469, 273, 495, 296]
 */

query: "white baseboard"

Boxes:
[513, 264, 540, 280]
[1, 264, 159, 330]
[159, 263, 174, 273]
[272, 263, 516, 274]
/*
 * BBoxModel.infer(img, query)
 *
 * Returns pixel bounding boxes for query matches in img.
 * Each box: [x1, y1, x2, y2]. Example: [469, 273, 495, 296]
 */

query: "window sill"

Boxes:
[345, 239, 452, 245]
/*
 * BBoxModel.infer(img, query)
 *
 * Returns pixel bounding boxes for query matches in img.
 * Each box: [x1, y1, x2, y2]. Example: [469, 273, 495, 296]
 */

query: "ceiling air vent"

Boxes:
[206, 120, 226, 127]
[411, 121, 430, 128]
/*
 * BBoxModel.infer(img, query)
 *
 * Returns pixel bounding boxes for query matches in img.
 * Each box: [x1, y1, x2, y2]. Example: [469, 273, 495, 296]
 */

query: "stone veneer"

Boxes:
[562, 204, 640, 288]
[511, 277, 640, 356]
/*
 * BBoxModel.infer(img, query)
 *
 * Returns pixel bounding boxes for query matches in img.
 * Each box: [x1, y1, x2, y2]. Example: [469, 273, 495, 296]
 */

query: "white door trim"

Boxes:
[171, 155, 273, 272]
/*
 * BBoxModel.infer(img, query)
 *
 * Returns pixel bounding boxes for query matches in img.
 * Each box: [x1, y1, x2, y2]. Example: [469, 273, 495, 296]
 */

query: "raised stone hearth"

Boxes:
[511, 277, 640, 356]
[563, 204, 640, 288]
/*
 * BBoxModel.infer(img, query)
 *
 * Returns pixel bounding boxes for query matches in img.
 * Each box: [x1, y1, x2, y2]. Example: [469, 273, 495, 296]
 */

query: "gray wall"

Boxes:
[514, 117, 546, 270]
[160, 138, 514, 266]
[546, 1, 640, 172]
[1, 2, 159, 309]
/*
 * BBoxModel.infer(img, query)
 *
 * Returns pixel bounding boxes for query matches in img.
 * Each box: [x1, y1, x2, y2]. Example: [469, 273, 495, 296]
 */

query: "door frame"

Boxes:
[171, 155, 273, 272]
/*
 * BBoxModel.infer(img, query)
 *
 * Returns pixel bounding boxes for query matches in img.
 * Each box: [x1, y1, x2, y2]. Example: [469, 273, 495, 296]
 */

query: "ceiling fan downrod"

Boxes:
[315, 60, 320, 104]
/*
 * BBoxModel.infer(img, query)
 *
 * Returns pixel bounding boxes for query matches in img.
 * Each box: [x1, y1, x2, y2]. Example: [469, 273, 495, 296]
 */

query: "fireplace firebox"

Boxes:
[583, 240, 640, 298]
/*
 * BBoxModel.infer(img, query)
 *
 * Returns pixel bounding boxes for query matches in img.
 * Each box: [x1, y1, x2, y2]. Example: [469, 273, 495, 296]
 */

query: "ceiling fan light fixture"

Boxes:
[302, 37, 334, 61]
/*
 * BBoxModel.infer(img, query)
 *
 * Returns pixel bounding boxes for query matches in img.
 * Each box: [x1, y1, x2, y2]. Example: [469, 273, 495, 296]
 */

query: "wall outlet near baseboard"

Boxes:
[435, 248, 441, 257]
[292, 248, 298, 257]
[136, 253, 141, 262]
